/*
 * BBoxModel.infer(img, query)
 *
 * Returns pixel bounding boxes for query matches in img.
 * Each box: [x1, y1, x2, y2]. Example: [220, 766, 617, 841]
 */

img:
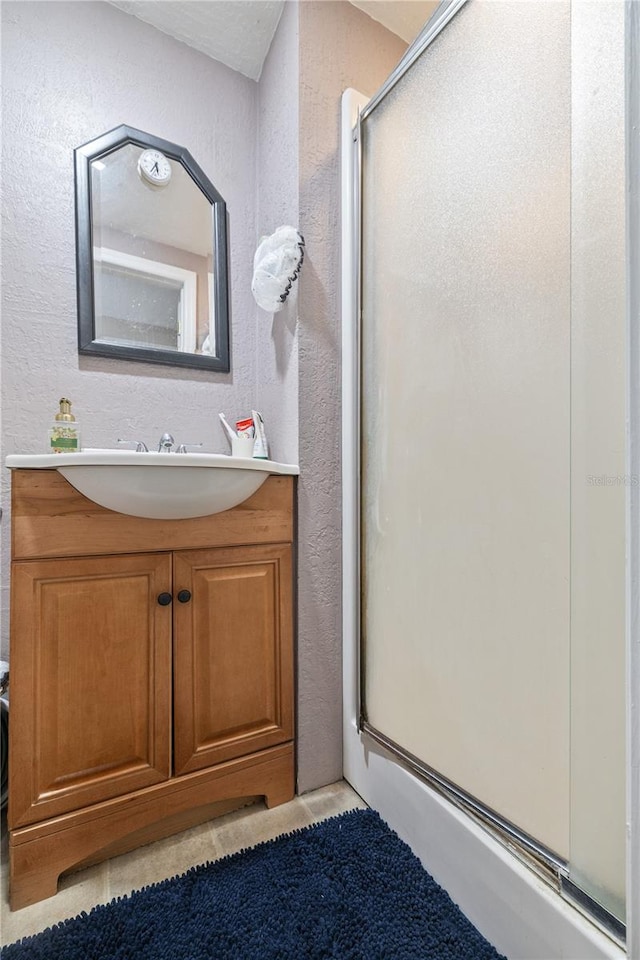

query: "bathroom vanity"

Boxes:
[7, 468, 295, 909]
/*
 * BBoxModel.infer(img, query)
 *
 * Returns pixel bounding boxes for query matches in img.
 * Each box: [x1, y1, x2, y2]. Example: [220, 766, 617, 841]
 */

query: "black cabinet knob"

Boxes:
[177, 590, 192, 604]
[157, 592, 172, 606]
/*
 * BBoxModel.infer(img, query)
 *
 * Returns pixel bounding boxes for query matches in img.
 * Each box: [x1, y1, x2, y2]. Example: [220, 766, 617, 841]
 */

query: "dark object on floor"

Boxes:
[1, 808, 506, 959]
[0, 687, 8, 812]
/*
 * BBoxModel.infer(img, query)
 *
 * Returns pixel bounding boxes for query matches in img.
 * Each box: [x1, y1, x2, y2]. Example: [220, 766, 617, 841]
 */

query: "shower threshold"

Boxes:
[360, 720, 625, 948]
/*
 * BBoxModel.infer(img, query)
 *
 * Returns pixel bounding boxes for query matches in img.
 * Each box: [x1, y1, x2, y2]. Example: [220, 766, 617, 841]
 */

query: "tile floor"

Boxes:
[0, 780, 366, 947]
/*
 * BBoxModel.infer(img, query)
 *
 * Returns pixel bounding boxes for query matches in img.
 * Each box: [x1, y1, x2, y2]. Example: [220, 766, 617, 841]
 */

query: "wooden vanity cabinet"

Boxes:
[8, 470, 295, 910]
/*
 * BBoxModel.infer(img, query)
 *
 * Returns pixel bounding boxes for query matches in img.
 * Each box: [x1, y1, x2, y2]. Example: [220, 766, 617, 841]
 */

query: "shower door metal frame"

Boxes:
[625, 5, 640, 958]
[344, 0, 640, 951]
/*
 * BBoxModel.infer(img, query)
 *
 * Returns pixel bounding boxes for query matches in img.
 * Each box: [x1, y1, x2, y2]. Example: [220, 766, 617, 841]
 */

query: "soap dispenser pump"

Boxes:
[49, 398, 81, 453]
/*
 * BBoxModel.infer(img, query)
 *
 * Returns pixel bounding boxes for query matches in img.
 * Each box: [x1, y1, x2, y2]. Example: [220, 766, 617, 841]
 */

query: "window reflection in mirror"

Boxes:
[75, 126, 229, 371]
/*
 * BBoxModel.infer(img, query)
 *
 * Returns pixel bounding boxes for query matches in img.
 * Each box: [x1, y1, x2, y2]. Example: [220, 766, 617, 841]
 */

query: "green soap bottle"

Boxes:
[49, 398, 81, 454]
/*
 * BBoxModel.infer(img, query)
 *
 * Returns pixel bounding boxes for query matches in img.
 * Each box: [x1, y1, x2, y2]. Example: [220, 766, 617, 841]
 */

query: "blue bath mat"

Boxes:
[1, 808, 505, 959]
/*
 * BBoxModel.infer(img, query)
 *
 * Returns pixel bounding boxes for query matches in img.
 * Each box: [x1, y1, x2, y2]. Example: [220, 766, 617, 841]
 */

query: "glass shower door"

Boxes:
[359, 0, 626, 929]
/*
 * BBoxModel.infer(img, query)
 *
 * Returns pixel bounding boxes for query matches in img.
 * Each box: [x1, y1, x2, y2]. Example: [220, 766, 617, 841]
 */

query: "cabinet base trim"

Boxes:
[9, 743, 294, 911]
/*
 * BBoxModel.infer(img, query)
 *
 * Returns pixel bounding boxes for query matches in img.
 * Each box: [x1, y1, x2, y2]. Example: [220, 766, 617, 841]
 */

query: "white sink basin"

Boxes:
[6, 451, 299, 519]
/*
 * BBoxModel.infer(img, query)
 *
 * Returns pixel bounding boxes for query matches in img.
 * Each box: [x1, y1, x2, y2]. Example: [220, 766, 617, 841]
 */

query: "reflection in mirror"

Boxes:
[75, 126, 229, 371]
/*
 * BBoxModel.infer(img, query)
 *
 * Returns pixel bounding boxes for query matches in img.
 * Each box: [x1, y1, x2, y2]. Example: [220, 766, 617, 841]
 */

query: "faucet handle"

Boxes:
[117, 438, 149, 452]
[176, 442, 204, 454]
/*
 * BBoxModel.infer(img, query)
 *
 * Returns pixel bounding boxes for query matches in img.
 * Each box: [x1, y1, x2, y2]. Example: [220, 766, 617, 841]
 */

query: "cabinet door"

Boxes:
[9, 554, 172, 828]
[173, 544, 293, 776]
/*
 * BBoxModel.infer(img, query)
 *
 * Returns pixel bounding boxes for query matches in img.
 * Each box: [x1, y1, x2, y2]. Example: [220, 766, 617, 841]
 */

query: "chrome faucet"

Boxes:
[157, 433, 175, 453]
[117, 438, 149, 452]
[176, 442, 204, 454]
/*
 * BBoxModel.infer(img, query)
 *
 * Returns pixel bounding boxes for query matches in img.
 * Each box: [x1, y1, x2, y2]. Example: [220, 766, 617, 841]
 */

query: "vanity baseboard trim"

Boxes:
[9, 742, 294, 911]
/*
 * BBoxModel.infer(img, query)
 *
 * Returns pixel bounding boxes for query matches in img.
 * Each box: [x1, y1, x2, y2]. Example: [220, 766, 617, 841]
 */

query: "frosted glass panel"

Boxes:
[569, 1, 626, 922]
[361, 0, 571, 857]
[361, 0, 627, 921]
[95, 265, 182, 349]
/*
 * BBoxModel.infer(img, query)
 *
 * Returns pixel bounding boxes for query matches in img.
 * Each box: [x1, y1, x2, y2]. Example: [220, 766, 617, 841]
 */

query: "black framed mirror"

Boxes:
[75, 125, 230, 371]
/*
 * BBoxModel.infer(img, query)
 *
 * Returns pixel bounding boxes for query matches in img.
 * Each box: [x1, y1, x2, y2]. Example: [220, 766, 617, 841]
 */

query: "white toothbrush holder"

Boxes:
[231, 435, 255, 458]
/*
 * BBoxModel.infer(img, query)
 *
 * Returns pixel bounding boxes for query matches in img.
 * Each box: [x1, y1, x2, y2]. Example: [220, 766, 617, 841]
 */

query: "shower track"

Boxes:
[360, 719, 626, 946]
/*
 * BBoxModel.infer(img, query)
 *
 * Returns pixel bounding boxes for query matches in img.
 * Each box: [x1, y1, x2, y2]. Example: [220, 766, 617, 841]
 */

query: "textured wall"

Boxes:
[1, 0, 407, 795]
[108, 0, 285, 82]
[255, 1, 299, 465]
[296, 2, 406, 791]
[0, 1, 259, 658]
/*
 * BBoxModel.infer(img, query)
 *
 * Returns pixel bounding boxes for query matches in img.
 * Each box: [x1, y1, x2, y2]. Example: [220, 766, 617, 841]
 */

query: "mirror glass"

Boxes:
[75, 126, 229, 371]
